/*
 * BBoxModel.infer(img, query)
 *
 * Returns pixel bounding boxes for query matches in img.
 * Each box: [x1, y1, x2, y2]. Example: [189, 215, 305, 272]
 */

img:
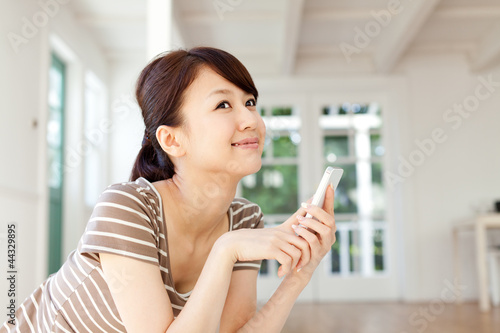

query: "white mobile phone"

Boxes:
[305, 166, 343, 220]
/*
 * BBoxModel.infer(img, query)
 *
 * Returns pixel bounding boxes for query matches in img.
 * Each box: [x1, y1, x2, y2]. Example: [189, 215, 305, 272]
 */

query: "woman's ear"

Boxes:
[156, 125, 186, 157]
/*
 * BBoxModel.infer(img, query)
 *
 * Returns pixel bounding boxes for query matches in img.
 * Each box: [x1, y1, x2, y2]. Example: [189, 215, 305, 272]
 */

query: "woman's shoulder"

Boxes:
[230, 197, 264, 229]
[99, 177, 159, 202]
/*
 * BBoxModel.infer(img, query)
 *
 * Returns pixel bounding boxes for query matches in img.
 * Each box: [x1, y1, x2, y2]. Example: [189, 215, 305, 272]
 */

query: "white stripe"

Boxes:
[232, 212, 260, 229]
[85, 231, 156, 248]
[57, 303, 84, 333]
[176, 290, 192, 299]
[88, 272, 124, 326]
[2, 322, 11, 332]
[55, 321, 72, 333]
[234, 263, 261, 269]
[229, 207, 233, 231]
[76, 252, 94, 275]
[80, 280, 124, 333]
[66, 297, 93, 333]
[29, 294, 40, 333]
[40, 283, 52, 333]
[171, 304, 184, 310]
[81, 245, 158, 264]
[94, 202, 151, 223]
[232, 203, 256, 215]
[30, 294, 39, 312]
[89, 217, 155, 236]
[103, 189, 148, 210]
[159, 266, 169, 274]
[159, 249, 168, 258]
[164, 284, 174, 293]
[73, 289, 108, 333]
[20, 304, 35, 332]
[51, 280, 88, 332]
[70, 259, 86, 285]
[61, 267, 75, 295]
[49, 276, 64, 310]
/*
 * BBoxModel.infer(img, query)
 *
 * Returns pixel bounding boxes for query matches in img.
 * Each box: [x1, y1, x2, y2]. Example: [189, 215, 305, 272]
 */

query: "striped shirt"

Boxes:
[1, 177, 264, 332]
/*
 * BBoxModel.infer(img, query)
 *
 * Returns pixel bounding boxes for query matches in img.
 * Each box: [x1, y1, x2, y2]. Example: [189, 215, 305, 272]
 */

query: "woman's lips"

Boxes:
[231, 143, 259, 149]
[231, 137, 259, 149]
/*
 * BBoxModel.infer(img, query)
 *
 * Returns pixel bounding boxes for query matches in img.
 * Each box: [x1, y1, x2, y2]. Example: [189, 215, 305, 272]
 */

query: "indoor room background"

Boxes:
[1, 0, 500, 331]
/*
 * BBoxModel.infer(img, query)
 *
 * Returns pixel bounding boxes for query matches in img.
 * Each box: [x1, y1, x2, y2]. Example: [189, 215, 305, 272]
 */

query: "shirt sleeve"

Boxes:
[79, 183, 160, 265]
[232, 200, 265, 272]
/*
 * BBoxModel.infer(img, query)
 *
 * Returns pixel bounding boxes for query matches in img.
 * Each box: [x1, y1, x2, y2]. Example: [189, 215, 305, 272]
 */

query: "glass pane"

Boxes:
[241, 165, 298, 215]
[349, 230, 361, 273]
[370, 134, 384, 156]
[339, 103, 350, 114]
[259, 107, 265, 117]
[259, 259, 269, 275]
[371, 163, 385, 216]
[324, 135, 349, 161]
[373, 229, 385, 271]
[273, 135, 298, 158]
[328, 163, 357, 214]
[352, 104, 368, 114]
[330, 231, 340, 273]
[271, 106, 292, 116]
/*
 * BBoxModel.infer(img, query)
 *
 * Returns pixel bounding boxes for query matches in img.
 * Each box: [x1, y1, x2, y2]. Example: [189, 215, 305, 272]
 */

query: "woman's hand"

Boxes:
[216, 224, 309, 278]
[288, 184, 337, 277]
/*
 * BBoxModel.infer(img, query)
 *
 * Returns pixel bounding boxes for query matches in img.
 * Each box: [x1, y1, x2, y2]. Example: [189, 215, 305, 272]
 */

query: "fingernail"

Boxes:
[297, 267, 302, 272]
[291, 224, 297, 229]
[296, 215, 304, 221]
[301, 202, 309, 209]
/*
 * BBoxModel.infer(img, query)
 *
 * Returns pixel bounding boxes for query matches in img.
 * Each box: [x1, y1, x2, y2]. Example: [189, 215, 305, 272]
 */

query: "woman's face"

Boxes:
[176, 66, 266, 178]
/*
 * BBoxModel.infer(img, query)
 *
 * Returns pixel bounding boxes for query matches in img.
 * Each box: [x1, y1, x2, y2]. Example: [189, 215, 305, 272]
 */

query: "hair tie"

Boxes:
[142, 130, 151, 146]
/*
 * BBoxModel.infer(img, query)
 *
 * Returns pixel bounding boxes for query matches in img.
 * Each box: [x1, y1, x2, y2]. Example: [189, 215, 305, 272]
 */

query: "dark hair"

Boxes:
[129, 47, 259, 183]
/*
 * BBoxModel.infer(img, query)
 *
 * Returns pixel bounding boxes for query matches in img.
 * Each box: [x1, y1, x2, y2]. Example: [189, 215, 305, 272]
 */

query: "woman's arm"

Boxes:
[236, 184, 337, 333]
[220, 270, 259, 332]
[101, 226, 307, 333]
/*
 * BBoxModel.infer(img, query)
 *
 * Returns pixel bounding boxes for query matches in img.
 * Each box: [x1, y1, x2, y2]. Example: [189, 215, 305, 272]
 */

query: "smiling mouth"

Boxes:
[231, 141, 259, 149]
[231, 138, 259, 147]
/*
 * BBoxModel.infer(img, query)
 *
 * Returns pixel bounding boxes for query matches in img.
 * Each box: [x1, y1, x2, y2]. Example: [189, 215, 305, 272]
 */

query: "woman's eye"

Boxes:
[246, 99, 256, 107]
[216, 101, 231, 109]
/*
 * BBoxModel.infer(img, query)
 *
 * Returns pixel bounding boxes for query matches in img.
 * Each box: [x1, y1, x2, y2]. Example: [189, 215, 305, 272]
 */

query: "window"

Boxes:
[47, 53, 66, 274]
[321, 102, 386, 275]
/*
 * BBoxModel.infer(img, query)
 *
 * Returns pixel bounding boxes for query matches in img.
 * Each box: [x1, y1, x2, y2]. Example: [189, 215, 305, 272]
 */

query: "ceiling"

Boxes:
[69, 0, 500, 76]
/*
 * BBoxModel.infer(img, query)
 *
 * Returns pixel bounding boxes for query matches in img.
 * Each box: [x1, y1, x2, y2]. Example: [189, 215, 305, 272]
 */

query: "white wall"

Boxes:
[395, 53, 500, 301]
[0, 0, 108, 308]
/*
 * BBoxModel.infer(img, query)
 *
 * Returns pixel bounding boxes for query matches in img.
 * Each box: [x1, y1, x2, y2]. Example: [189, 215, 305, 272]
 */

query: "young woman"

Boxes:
[2, 47, 336, 333]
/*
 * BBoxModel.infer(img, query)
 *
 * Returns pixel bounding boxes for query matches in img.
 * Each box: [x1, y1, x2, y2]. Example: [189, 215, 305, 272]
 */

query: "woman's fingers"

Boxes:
[285, 232, 311, 269]
[292, 224, 320, 254]
[296, 216, 330, 235]
[301, 204, 335, 229]
[323, 184, 335, 216]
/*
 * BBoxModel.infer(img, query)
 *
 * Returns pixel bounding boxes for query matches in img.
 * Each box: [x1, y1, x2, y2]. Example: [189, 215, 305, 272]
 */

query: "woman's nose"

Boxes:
[237, 104, 258, 131]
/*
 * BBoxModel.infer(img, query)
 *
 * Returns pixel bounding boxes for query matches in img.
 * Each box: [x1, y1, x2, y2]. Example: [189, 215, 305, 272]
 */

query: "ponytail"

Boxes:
[129, 138, 175, 183]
